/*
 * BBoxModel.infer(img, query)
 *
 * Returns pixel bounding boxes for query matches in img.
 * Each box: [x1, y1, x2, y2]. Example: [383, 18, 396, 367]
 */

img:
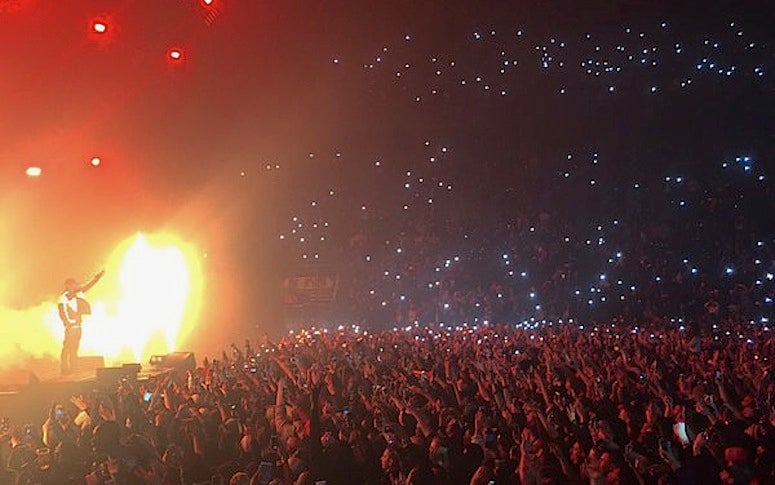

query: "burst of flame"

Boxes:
[44, 232, 202, 365]
[117, 234, 190, 356]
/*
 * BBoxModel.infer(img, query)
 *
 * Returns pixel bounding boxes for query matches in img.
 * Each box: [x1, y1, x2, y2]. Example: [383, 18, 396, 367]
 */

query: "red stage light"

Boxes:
[90, 157, 101, 167]
[168, 49, 183, 61]
[88, 16, 116, 42]
[200, 0, 222, 26]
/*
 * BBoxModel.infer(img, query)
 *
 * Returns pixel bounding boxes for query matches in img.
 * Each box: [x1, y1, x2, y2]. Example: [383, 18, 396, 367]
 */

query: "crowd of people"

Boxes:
[328, 145, 773, 334]
[5, 114, 774, 485]
[5, 62, 774, 485]
[1, 310, 772, 484]
[2, 3, 772, 484]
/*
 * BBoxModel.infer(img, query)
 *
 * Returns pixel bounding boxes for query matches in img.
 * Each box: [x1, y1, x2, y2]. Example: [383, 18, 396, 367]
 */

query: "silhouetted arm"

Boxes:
[80, 270, 105, 293]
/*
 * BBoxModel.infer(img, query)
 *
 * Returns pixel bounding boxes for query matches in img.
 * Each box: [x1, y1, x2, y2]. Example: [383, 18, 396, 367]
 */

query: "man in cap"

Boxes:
[58, 270, 104, 374]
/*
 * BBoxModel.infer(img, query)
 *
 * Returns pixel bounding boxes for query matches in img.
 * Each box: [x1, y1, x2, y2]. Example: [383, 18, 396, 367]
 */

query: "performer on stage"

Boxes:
[58, 270, 104, 374]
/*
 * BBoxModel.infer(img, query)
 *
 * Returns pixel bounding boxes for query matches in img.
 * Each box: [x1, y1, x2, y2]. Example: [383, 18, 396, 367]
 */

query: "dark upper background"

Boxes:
[0, 0, 772, 342]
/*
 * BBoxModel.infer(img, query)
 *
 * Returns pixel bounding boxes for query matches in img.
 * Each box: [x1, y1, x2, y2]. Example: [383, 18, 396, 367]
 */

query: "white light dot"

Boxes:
[25, 166, 41, 177]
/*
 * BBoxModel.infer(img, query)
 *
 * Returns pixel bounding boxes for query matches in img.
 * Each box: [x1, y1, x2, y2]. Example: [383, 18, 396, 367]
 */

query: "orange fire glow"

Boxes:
[34, 232, 204, 365]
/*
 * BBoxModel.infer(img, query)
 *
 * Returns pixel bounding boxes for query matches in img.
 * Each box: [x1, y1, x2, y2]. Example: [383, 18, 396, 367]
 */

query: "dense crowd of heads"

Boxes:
[276, 135, 774, 337]
[1, 316, 772, 484]
[318, 146, 774, 332]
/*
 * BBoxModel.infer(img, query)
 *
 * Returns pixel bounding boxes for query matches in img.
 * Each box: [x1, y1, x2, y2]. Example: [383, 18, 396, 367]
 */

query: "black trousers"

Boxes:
[61, 326, 82, 374]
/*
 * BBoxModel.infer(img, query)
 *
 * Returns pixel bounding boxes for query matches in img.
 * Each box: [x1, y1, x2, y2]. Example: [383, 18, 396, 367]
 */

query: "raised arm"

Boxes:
[80, 270, 105, 293]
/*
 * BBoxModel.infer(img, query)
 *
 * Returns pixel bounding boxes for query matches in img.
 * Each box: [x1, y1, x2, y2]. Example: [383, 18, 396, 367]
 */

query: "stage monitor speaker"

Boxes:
[96, 365, 139, 388]
[96, 367, 126, 388]
[148, 352, 196, 372]
[122, 363, 142, 374]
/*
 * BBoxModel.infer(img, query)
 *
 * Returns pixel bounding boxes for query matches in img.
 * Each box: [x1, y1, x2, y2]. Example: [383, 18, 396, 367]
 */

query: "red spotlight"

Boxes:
[88, 16, 117, 43]
[92, 21, 107, 34]
[90, 157, 101, 167]
[199, 0, 222, 26]
[167, 48, 184, 62]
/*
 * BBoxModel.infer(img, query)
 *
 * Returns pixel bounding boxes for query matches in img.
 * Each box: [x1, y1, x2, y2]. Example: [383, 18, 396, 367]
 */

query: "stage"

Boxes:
[0, 353, 195, 429]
